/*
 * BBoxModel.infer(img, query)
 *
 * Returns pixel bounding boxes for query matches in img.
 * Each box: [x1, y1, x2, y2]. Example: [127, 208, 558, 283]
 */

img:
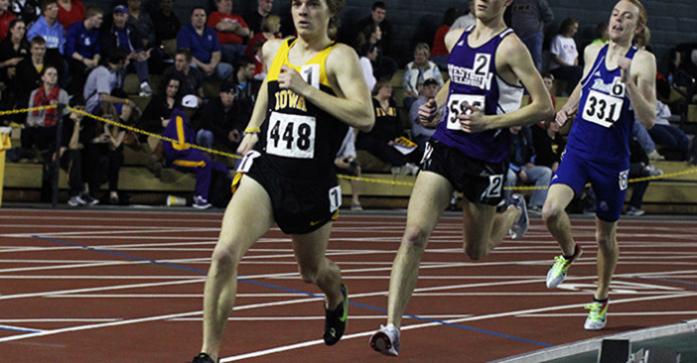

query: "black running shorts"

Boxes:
[420, 140, 508, 206]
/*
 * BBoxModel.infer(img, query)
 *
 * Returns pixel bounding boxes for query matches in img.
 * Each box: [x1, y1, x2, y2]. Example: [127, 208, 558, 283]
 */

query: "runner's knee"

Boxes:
[542, 202, 564, 223]
[402, 226, 428, 250]
[464, 239, 488, 261]
[298, 263, 321, 284]
[210, 244, 243, 273]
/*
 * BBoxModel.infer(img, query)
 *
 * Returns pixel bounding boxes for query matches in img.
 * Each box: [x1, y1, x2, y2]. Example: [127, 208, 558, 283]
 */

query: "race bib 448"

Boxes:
[266, 112, 316, 159]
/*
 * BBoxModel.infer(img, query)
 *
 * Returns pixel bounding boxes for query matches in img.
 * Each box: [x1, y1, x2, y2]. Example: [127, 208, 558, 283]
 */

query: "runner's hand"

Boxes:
[237, 132, 258, 155]
[418, 98, 440, 128]
[458, 103, 487, 133]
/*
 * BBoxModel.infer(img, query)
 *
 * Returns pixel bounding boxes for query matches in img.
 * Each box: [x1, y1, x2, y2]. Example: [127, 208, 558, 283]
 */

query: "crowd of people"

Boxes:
[0, 0, 695, 215]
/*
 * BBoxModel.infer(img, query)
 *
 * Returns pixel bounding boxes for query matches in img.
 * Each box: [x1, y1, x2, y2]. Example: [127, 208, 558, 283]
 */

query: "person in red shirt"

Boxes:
[56, 0, 84, 29]
[207, 0, 250, 64]
[431, 7, 458, 69]
[0, 0, 16, 41]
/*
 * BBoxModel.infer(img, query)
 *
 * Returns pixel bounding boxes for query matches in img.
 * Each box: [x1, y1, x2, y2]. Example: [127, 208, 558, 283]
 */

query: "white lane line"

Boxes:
[0, 319, 118, 323]
[219, 292, 697, 362]
[518, 311, 697, 317]
[171, 315, 473, 322]
[2, 227, 219, 238]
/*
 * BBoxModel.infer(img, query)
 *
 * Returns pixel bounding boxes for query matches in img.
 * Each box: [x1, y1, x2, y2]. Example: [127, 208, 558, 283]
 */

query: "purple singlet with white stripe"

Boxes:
[432, 26, 523, 164]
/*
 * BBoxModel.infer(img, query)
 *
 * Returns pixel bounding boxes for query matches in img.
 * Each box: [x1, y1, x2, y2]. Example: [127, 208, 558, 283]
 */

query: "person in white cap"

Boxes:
[162, 94, 228, 209]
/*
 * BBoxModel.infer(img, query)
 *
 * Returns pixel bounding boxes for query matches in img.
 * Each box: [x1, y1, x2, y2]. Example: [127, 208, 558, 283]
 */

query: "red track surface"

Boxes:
[0, 208, 696, 362]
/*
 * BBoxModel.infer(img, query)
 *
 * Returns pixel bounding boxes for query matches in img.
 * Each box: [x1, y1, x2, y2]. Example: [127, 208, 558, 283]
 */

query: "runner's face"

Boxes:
[609, 1, 641, 42]
[473, 0, 511, 22]
[291, 0, 330, 37]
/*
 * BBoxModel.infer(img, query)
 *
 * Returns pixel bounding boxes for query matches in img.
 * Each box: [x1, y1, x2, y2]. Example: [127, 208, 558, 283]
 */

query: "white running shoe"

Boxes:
[509, 194, 529, 240]
[369, 324, 400, 356]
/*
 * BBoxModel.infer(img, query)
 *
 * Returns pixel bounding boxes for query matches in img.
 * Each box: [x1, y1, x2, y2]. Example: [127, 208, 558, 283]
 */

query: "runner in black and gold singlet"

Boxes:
[192, 1, 374, 362]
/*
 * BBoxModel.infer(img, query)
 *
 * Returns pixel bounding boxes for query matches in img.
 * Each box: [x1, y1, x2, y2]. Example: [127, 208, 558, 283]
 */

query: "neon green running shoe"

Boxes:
[584, 300, 608, 330]
[545, 246, 583, 288]
[324, 284, 348, 345]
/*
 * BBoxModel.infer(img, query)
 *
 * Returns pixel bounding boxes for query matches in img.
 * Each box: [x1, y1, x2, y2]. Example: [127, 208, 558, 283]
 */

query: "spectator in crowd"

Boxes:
[15, 36, 58, 111]
[232, 58, 258, 109]
[450, 1, 475, 30]
[139, 75, 182, 177]
[87, 97, 131, 205]
[431, 7, 459, 69]
[350, 1, 396, 79]
[626, 138, 662, 216]
[358, 42, 378, 92]
[335, 127, 363, 211]
[162, 94, 229, 209]
[82, 50, 132, 116]
[177, 6, 232, 80]
[65, 6, 102, 101]
[27, 0, 65, 69]
[402, 42, 443, 110]
[245, 0, 273, 34]
[591, 21, 608, 45]
[24, 66, 69, 201]
[101, 4, 153, 97]
[0, 18, 28, 84]
[549, 17, 582, 95]
[531, 72, 564, 172]
[632, 118, 663, 160]
[11, 0, 40, 24]
[357, 79, 418, 175]
[163, 48, 203, 97]
[504, 125, 552, 214]
[208, 0, 250, 64]
[56, 0, 84, 30]
[244, 14, 279, 63]
[650, 80, 694, 161]
[151, 0, 181, 58]
[0, 0, 16, 41]
[197, 79, 248, 152]
[127, 0, 155, 48]
[61, 105, 99, 206]
[509, 0, 554, 71]
[409, 78, 439, 153]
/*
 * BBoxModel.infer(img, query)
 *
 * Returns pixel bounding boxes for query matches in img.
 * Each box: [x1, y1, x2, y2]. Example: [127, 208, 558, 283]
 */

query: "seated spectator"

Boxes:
[24, 66, 69, 201]
[65, 6, 102, 101]
[0, 0, 16, 41]
[56, 0, 83, 30]
[162, 94, 229, 209]
[151, 0, 180, 58]
[549, 18, 582, 95]
[177, 6, 232, 80]
[591, 21, 608, 46]
[233, 58, 258, 110]
[10, 0, 41, 24]
[245, 0, 273, 34]
[450, 1, 475, 30]
[632, 118, 664, 161]
[83, 50, 134, 116]
[140, 75, 182, 174]
[26, 0, 64, 62]
[409, 78, 439, 153]
[335, 128, 363, 210]
[348, 2, 397, 79]
[197, 79, 248, 153]
[402, 43, 443, 110]
[126, 0, 154, 48]
[356, 80, 418, 175]
[100, 4, 153, 96]
[625, 138, 662, 216]
[208, 0, 250, 64]
[358, 42, 378, 93]
[15, 36, 59, 111]
[504, 126, 552, 214]
[163, 48, 203, 97]
[244, 14, 280, 65]
[646, 100, 691, 161]
[431, 7, 458, 69]
[531, 73, 564, 172]
[0, 18, 28, 85]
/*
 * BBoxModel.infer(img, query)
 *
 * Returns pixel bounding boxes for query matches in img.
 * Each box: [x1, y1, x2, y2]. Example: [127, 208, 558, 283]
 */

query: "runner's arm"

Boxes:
[626, 50, 656, 129]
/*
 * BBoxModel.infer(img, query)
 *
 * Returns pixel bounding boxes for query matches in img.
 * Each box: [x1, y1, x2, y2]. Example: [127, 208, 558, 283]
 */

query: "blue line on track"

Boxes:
[32, 234, 552, 348]
[0, 325, 44, 333]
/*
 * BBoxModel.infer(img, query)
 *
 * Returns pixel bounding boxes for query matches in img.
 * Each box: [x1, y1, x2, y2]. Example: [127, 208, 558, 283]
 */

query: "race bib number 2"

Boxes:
[266, 112, 316, 159]
[446, 94, 486, 131]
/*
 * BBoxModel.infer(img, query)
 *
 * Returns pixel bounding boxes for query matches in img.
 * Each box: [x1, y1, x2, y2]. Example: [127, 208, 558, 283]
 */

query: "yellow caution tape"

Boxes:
[4, 104, 697, 191]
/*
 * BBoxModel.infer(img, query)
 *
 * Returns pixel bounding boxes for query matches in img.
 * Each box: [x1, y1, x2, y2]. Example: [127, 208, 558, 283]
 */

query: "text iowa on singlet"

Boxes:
[274, 90, 308, 112]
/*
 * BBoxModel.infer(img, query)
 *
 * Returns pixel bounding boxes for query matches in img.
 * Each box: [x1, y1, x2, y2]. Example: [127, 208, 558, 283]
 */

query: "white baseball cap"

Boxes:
[182, 95, 199, 109]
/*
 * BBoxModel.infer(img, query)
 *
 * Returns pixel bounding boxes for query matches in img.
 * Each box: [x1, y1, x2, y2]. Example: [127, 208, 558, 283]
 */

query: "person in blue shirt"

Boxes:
[176, 7, 232, 81]
[543, 0, 656, 331]
[65, 6, 102, 101]
[162, 94, 229, 209]
[100, 5, 152, 96]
